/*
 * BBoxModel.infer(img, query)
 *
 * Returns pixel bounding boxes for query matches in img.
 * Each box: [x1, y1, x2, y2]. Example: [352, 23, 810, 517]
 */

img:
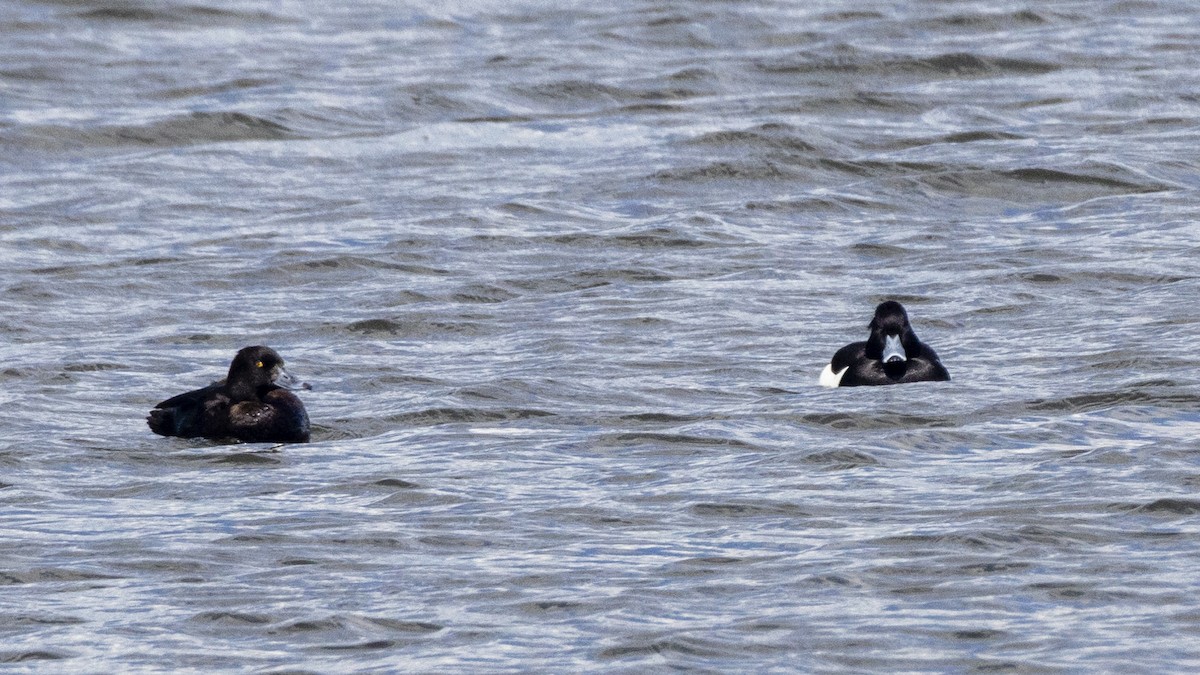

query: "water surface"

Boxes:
[2, 0, 1200, 670]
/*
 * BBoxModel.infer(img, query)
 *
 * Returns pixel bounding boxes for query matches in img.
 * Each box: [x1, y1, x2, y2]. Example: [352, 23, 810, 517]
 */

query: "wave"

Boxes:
[4, 111, 295, 152]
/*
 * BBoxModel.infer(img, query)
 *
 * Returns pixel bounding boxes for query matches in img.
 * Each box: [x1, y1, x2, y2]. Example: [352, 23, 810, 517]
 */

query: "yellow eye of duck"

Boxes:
[256, 361, 264, 368]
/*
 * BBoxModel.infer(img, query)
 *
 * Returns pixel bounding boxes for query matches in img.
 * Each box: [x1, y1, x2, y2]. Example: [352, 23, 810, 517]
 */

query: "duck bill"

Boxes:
[882, 334, 907, 364]
[273, 365, 313, 391]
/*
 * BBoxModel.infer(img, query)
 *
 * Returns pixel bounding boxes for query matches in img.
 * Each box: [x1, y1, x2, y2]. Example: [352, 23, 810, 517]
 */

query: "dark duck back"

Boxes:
[819, 301, 949, 387]
[148, 346, 312, 443]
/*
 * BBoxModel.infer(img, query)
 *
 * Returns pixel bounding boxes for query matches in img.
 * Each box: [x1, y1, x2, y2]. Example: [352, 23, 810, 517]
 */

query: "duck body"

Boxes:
[148, 346, 311, 443]
[820, 301, 949, 387]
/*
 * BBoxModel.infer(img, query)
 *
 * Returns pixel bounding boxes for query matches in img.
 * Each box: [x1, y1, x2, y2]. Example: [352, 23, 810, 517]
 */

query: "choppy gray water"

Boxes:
[3, 0, 1200, 671]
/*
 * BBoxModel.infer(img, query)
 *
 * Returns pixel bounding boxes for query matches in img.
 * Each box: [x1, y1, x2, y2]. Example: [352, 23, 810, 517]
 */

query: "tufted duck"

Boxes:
[819, 301, 949, 387]
[147, 346, 311, 443]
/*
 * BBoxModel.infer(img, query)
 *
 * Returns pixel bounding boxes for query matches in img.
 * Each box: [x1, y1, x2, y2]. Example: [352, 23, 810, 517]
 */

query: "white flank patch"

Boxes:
[819, 364, 848, 388]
